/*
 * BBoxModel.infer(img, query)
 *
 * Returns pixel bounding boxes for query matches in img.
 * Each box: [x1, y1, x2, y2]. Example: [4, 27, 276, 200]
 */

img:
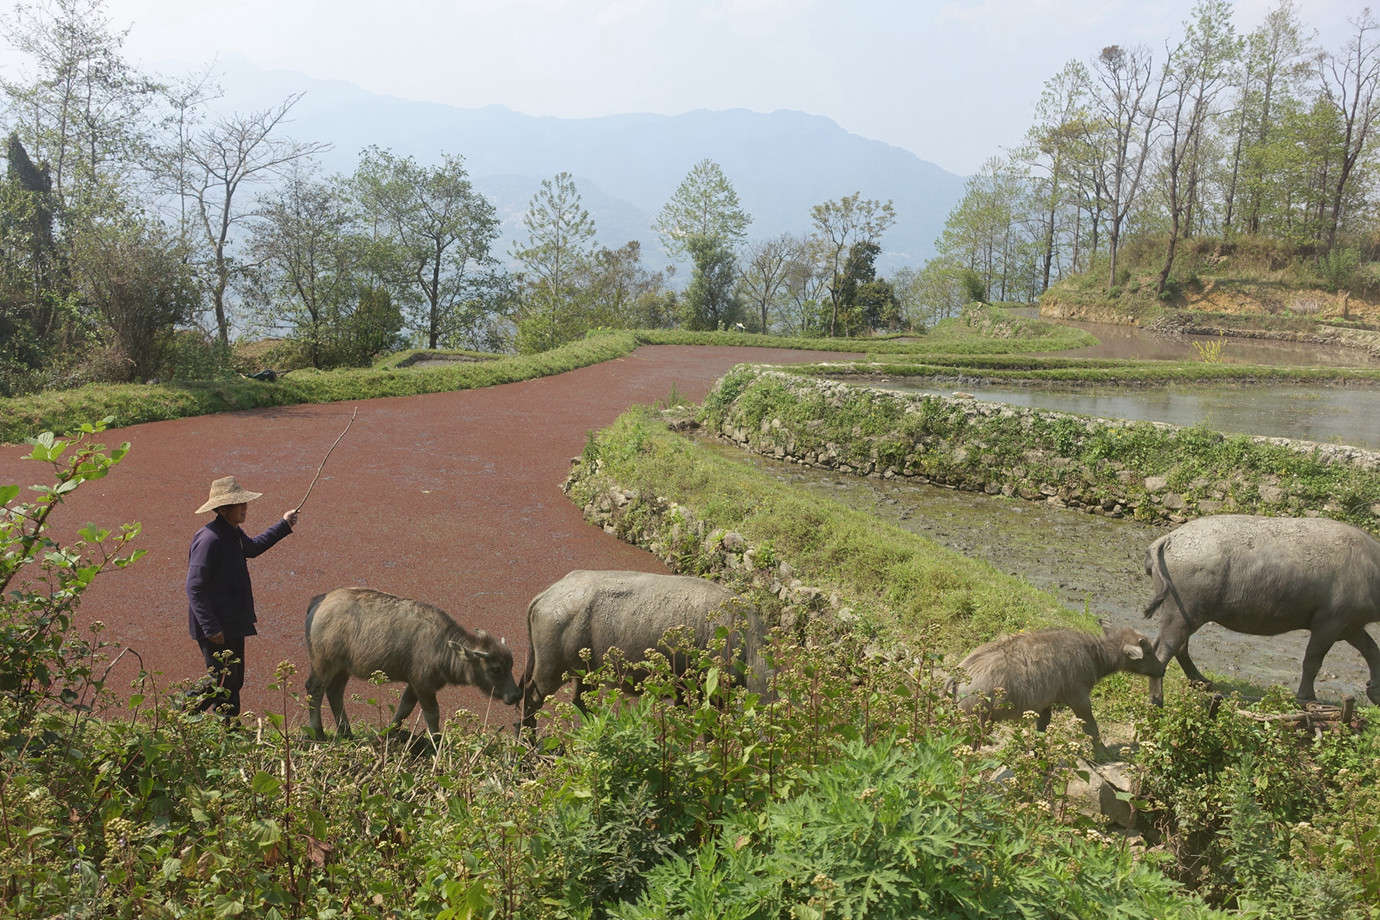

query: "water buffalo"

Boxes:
[1143, 514, 1380, 706]
[520, 570, 766, 729]
[304, 587, 521, 739]
[950, 625, 1164, 747]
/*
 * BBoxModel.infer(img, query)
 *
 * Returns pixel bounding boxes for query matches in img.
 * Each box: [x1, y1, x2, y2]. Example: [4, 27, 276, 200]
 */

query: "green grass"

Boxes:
[566, 406, 1085, 652]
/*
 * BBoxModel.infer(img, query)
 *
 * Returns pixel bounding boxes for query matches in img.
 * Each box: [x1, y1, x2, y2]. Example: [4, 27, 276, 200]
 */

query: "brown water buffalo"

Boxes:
[305, 587, 521, 739]
[950, 625, 1163, 746]
[1142, 514, 1380, 706]
[520, 570, 766, 729]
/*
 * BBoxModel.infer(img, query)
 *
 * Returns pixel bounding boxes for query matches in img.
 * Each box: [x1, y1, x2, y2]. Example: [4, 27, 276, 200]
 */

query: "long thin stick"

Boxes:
[298, 407, 357, 510]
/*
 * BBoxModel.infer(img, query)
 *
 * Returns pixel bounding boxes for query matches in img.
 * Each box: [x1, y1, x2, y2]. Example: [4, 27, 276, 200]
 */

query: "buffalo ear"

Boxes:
[1124, 643, 1145, 660]
[449, 637, 490, 660]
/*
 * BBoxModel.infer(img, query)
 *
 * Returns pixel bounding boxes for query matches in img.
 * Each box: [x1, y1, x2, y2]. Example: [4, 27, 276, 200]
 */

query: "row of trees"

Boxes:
[507, 161, 936, 352]
[932, 0, 1380, 303]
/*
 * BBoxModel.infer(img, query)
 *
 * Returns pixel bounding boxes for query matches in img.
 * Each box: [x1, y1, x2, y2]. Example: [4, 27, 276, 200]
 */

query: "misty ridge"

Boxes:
[208, 54, 966, 275]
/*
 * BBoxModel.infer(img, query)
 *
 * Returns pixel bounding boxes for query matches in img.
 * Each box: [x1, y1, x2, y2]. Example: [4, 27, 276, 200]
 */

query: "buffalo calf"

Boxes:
[305, 587, 520, 739]
[951, 625, 1163, 746]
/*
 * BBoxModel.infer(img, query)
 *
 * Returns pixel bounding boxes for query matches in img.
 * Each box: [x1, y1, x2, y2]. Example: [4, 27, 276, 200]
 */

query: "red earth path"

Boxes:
[0, 346, 857, 730]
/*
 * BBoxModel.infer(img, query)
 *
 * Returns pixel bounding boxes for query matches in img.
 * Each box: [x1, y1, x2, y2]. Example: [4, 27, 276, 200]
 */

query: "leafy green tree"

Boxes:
[892, 260, 970, 331]
[512, 172, 598, 353]
[585, 240, 675, 330]
[834, 241, 899, 334]
[935, 159, 1036, 303]
[1222, 0, 1316, 236]
[0, 0, 162, 199]
[246, 162, 369, 367]
[679, 233, 742, 331]
[353, 146, 504, 350]
[342, 285, 404, 364]
[67, 210, 197, 382]
[653, 159, 751, 261]
[810, 193, 895, 336]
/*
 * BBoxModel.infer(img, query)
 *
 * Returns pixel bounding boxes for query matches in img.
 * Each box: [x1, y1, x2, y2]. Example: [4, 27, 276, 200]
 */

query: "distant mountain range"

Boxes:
[209, 56, 968, 276]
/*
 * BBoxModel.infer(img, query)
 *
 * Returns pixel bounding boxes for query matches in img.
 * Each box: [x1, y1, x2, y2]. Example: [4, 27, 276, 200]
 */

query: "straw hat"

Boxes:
[196, 476, 263, 514]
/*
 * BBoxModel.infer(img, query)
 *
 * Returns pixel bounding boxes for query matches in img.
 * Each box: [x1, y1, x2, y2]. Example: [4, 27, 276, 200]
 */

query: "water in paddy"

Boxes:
[870, 380, 1380, 450]
[696, 439, 1375, 704]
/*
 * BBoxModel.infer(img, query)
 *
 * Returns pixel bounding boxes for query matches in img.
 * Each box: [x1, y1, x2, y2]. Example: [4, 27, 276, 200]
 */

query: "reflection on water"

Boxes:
[874, 380, 1380, 450]
[1035, 315, 1380, 367]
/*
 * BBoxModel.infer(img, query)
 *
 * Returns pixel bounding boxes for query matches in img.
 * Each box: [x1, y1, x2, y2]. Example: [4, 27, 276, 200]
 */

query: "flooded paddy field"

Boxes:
[699, 439, 1375, 705]
[872, 379, 1380, 450]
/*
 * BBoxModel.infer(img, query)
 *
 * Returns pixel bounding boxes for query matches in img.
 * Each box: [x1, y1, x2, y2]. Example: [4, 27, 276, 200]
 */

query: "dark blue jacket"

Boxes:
[186, 515, 293, 641]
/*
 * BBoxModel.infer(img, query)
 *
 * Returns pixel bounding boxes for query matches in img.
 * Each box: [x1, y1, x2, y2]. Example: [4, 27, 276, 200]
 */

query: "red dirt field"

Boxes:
[1, 345, 858, 733]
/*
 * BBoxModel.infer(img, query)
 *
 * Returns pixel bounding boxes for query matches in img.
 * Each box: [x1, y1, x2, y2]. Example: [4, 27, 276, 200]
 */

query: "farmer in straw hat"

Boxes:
[186, 476, 300, 717]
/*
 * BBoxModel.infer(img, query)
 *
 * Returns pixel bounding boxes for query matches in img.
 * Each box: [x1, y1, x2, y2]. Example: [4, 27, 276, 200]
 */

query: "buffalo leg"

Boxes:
[306, 670, 326, 739]
[1342, 625, 1380, 705]
[418, 692, 442, 735]
[521, 683, 548, 733]
[326, 673, 351, 738]
[1298, 626, 1346, 702]
[1149, 617, 1200, 706]
[390, 685, 420, 730]
[1064, 690, 1102, 747]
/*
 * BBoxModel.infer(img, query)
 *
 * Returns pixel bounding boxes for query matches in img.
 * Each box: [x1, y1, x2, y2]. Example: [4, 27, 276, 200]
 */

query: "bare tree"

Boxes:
[737, 233, 805, 333]
[175, 94, 329, 345]
[1320, 7, 1380, 250]
[1085, 44, 1161, 288]
[1154, 0, 1239, 296]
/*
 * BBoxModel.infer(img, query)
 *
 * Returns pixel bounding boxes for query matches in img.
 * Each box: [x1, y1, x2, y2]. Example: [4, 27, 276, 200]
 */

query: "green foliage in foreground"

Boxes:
[567, 405, 1082, 648]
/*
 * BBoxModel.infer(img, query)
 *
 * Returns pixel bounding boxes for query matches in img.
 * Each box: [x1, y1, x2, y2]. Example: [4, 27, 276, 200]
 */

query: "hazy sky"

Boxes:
[72, 1, 1369, 175]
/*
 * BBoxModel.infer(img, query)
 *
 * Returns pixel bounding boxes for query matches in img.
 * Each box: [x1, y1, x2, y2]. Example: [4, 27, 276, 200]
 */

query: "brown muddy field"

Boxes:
[0, 346, 857, 731]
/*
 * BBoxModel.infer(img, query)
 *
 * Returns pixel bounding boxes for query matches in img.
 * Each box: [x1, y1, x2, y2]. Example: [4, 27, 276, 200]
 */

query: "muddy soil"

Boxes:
[702, 441, 1375, 705]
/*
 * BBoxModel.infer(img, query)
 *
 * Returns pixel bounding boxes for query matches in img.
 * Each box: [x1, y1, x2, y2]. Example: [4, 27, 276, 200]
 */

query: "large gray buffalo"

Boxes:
[1142, 514, 1380, 706]
[950, 625, 1163, 747]
[305, 587, 521, 739]
[520, 570, 766, 729]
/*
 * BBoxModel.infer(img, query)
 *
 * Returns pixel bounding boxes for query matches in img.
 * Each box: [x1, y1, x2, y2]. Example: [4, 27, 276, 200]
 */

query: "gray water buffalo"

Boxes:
[520, 570, 766, 728]
[1142, 514, 1380, 706]
[305, 587, 521, 739]
[950, 625, 1163, 746]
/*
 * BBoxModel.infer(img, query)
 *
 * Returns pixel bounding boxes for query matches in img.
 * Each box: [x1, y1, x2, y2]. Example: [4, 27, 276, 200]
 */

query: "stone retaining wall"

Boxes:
[705, 368, 1380, 527]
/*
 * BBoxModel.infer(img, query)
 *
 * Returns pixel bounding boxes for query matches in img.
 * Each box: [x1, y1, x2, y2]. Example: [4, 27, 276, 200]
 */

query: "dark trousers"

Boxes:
[196, 635, 246, 717]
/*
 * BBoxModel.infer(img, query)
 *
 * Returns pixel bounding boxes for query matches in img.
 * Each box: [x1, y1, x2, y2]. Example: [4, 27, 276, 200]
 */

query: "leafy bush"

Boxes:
[0, 419, 144, 730]
[1136, 688, 1377, 914]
